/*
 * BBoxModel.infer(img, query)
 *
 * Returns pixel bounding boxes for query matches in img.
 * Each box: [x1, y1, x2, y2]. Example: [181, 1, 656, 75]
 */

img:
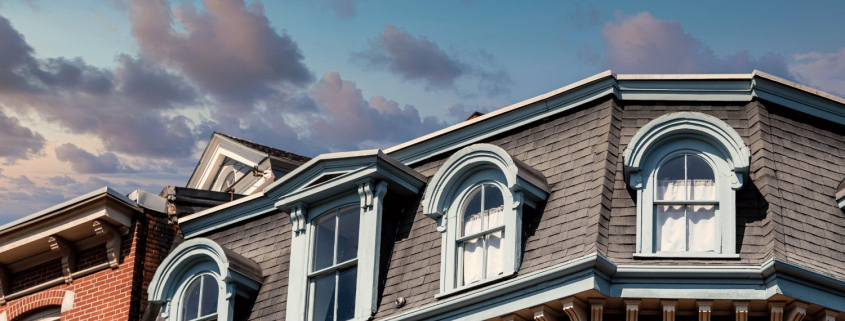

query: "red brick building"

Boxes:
[0, 188, 174, 321]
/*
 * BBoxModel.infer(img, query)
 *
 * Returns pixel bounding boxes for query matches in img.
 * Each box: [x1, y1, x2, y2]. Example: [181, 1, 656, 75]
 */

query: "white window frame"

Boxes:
[422, 144, 549, 296]
[284, 180, 388, 321]
[623, 112, 750, 259]
[175, 269, 221, 321]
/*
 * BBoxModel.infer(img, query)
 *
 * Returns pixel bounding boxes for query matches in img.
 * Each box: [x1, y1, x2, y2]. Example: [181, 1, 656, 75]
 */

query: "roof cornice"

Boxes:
[384, 70, 845, 166]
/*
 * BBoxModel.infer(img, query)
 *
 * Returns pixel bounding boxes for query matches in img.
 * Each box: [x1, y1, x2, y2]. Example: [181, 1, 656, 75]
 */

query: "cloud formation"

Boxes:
[354, 25, 511, 96]
[55, 143, 135, 173]
[789, 48, 845, 97]
[0, 109, 45, 164]
[130, 0, 313, 108]
[601, 12, 791, 78]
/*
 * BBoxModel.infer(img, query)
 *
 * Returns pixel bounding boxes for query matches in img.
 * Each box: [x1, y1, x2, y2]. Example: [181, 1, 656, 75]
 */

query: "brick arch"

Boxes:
[6, 290, 70, 321]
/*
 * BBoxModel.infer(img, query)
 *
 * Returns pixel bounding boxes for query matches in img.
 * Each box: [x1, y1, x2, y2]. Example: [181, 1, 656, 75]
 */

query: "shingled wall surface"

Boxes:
[205, 210, 291, 320]
[374, 97, 620, 319]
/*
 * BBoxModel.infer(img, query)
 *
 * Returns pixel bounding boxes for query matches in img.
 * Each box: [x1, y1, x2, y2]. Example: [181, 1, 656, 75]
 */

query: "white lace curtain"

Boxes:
[462, 205, 504, 285]
[656, 179, 716, 252]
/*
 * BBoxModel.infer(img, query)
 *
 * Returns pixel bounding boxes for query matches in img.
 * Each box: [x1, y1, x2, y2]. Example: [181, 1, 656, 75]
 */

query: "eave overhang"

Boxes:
[179, 150, 426, 238]
[384, 70, 845, 166]
[380, 253, 845, 321]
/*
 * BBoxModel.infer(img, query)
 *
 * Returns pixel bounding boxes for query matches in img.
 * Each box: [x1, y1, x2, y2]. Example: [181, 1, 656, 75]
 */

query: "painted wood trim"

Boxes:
[624, 300, 640, 321]
[769, 302, 786, 321]
[561, 297, 587, 321]
[589, 298, 605, 321]
[532, 304, 562, 321]
[734, 301, 749, 321]
[92, 220, 121, 269]
[48, 235, 75, 284]
[661, 300, 677, 321]
[0, 264, 7, 306]
[697, 301, 712, 321]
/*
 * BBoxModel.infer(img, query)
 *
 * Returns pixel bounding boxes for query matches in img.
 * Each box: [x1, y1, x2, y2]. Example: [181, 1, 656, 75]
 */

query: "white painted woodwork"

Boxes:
[734, 301, 749, 321]
[92, 220, 121, 269]
[661, 300, 677, 321]
[769, 302, 786, 321]
[47, 236, 75, 284]
[531, 305, 561, 321]
[625, 300, 641, 321]
[786, 302, 808, 321]
[697, 300, 712, 321]
[589, 298, 606, 321]
[813, 309, 838, 321]
[561, 297, 587, 321]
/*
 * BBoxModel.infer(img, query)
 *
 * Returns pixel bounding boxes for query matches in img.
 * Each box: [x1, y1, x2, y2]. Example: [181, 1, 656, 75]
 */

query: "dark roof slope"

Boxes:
[215, 132, 312, 164]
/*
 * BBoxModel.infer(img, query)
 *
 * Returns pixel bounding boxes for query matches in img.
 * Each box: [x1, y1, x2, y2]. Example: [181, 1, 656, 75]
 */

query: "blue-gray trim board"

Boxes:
[380, 253, 845, 321]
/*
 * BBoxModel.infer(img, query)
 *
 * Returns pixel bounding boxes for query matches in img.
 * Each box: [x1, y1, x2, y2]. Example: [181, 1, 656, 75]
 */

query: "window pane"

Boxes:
[336, 267, 357, 321]
[485, 231, 504, 278]
[461, 187, 483, 236]
[313, 213, 336, 271]
[688, 205, 716, 251]
[686, 155, 715, 200]
[336, 207, 359, 264]
[656, 205, 685, 251]
[462, 237, 483, 285]
[657, 155, 686, 200]
[312, 274, 336, 321]
[199, 275, 218, 317]
[182, 278, 201, 321]
[483, 185, 504, 229]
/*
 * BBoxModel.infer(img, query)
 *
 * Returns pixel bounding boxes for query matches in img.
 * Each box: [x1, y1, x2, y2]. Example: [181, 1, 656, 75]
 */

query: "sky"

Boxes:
[0, 0, 844, 225]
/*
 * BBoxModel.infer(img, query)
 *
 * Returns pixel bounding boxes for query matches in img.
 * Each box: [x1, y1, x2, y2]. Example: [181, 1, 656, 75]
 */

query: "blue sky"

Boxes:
[0, 0, 843, 224]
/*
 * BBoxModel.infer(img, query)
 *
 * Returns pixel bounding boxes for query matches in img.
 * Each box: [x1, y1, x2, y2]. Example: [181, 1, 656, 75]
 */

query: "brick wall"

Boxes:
[0, 210, 176, 321]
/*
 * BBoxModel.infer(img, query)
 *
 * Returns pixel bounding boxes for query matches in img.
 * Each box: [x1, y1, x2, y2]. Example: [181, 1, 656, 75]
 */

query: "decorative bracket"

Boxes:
[734, 301, 750, 321]
[511, 190, 524, 210]
[48, 235, 76, 284]
[286, 202, 307, 233]
[0, 263, 8, 306]
[93, 220, 121, 269]
[589, 298, 605, 321]
[813, 310, 839, 321]
[697, 300, 713, 321]
[786, 302, 808, 321]
[502, 314, 528, 321]
[769, 302, 786, 321]
[358, 179, 375, 209]
[624, 300, 640, 321]
[532, 304, 561, 321]
[561, 297, 587, 321]
[662, 300, 677, 321]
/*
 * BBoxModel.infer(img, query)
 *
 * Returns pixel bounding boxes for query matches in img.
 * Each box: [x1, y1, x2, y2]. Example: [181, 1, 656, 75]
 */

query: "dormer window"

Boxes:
[422, 144, 548, 296]
[623, 112, 750, 258]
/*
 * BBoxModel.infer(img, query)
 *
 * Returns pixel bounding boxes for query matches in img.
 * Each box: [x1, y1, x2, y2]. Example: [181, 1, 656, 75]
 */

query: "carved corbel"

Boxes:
[286, 202, 307, 233]
[532, 305, 561, 321]
[624, 300, 640, 321]
[786, 302, 808, 321]
[561, 297, 587, 321]
[93, 220, 121, 269]
[661, 300, 677, 321]
[358, 179, 374, 209]
[0, 263, 8, 306]
[48, 235, 75, 284]
[511, 190, 524, 210]
[813, 310, 838, 321]
[769, 302, 786, 321]
[697, 301, 713, 321]
[735, 301, 750, 321]
[589, 298, 606, 321]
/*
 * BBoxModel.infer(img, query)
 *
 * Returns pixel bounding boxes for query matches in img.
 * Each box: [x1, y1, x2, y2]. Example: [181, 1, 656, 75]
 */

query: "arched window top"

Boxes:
[423, 144, 549, 220]
[623, 112, 750, 190]
[148, 238, 263, 321]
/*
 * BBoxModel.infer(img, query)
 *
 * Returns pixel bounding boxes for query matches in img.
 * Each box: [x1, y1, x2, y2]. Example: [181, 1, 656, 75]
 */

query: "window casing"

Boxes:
[623, 112, 749, 259]
[422, 144, 549, 296]
[308, 206, 359, 321]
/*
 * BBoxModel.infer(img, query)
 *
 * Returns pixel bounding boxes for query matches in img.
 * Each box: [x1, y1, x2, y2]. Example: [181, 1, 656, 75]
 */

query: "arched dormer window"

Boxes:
[422, 144, 549, 295]
[148, 239, 263, 321]
[623, 112, 750, 258]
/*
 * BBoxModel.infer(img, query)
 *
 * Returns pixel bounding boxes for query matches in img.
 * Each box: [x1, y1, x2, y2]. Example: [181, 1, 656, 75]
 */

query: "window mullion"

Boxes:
[333, 270, 339, 321]
[333, 210, 339, 266]
[482, 234, 488, 279]
[197, 276, 204, 319]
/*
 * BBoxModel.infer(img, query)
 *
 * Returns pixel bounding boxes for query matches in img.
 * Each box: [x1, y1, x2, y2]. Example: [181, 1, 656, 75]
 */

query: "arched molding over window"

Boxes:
[623, 112, 750, 190]
[148, 238, 262, 321]
[422, 144, 548, 295]
[622, 112, 750, 258]
[423, 144, 549, 226]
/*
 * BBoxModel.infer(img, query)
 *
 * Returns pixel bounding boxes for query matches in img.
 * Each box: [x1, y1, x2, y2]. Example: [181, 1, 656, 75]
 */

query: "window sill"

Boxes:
[633, 252, 740, 259]
[434, 273, 516, 300]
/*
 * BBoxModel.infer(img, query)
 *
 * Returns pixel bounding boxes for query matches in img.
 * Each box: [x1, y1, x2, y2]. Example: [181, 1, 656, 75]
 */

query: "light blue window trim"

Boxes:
[175, 270, 220, 321]
[623, 112, 750, 258]
[422, 144, 549, 296]
[148, 238, 263, 321]
[283, 180, 389, 321]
